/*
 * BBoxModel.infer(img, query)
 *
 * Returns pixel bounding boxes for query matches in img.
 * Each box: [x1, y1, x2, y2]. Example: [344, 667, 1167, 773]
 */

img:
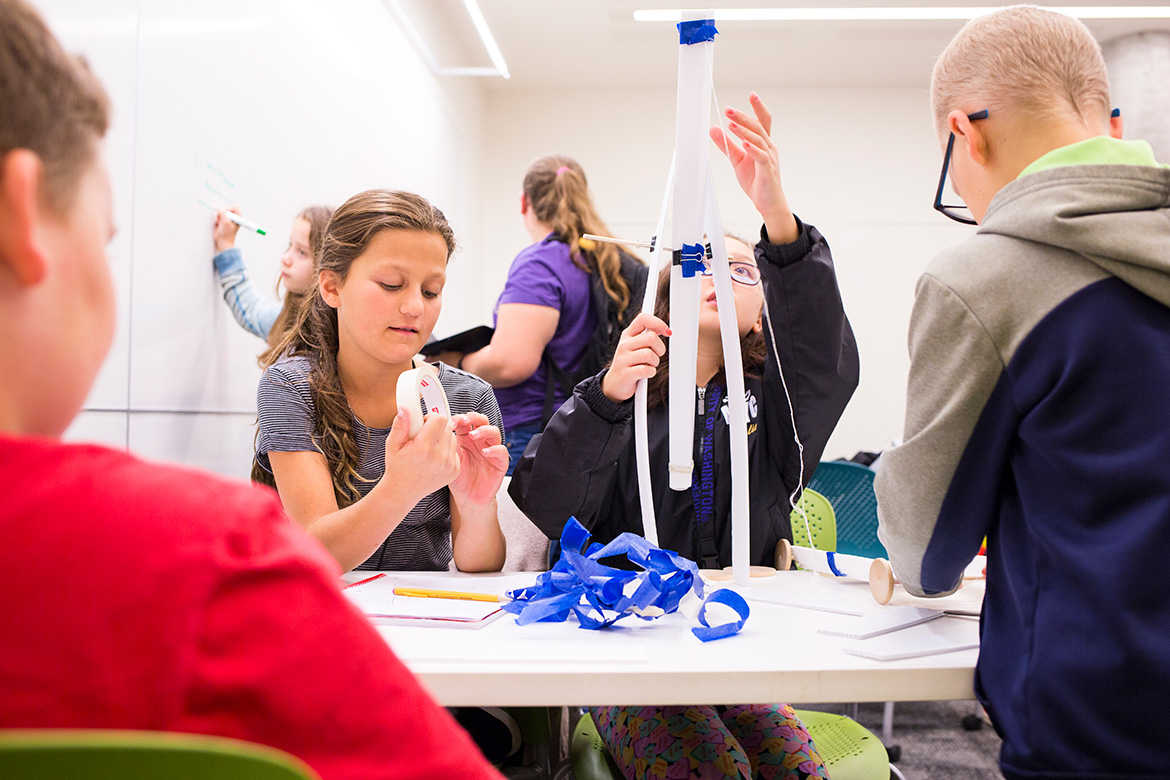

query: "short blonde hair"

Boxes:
[931, 5, 1110, 138]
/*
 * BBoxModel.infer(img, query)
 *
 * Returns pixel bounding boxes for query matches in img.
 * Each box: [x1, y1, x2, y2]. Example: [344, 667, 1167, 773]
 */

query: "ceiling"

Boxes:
[401, 1, 1170, 90]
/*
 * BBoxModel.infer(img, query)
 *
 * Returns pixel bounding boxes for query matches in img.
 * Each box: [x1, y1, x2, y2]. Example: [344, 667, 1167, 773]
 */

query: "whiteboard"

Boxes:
[44, 0, 478, 472]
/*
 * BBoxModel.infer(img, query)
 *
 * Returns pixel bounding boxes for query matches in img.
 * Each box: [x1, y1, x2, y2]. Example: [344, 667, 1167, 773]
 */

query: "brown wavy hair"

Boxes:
[644, 235, 767, 410]
[258, 204, 333, 366]
[0, 0, 110, 212]
[523, 154, 633, 310]
[252, 190, 456, 505]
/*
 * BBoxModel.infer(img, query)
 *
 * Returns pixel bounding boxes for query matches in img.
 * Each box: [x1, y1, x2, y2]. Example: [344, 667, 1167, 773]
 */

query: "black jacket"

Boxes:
[509, 220, 859, 568]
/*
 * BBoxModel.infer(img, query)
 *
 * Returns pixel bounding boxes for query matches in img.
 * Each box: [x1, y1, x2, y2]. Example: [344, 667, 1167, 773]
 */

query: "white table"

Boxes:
[342, 569, 983, 707]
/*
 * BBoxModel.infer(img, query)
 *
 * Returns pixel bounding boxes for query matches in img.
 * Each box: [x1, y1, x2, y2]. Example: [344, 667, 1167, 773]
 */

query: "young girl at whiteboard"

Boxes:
[212, 204, 332, 362]
[510, 93, 859, 779]
[252, 189, 508, 574]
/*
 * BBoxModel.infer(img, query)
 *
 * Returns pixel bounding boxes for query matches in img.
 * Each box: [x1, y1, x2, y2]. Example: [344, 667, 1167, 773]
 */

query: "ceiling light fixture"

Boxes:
[381, 0, 509, 79]
[461, 0, 510, 79]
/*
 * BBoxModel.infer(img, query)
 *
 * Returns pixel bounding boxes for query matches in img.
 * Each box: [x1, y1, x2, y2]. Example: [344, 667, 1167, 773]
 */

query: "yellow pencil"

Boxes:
[393, 587, 503, 603]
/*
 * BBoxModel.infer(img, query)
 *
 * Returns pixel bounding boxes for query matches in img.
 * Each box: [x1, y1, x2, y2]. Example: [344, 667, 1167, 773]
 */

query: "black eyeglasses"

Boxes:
[934, 109, 989, 225]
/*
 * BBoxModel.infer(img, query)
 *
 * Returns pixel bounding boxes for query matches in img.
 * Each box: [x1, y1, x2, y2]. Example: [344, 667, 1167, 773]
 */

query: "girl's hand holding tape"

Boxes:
[390, 365, 508, 573]
[383, 408, 506, 507]
[448, 412, 508, 505]
[384, 408, 461, 504]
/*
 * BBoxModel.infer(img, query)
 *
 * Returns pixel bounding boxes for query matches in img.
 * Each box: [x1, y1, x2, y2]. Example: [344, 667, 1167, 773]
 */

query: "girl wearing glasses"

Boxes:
[509, 93, 858, 780]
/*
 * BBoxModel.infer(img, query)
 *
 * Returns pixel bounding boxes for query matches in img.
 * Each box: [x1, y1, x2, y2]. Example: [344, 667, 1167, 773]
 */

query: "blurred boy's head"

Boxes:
[0, 0, 115, 437]
[930, 5, 1118, 222]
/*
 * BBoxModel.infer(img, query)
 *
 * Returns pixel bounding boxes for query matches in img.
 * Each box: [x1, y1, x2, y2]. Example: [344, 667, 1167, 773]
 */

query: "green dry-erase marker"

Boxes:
[224, 212, 267, 236]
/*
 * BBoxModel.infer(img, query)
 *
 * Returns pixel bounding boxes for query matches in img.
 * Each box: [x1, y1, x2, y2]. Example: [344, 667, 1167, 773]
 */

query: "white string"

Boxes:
[705, 45, 812, 549]
[762, 296, 811, 547]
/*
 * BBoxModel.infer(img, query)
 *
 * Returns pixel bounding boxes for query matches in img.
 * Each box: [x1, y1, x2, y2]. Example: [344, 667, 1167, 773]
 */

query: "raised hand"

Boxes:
[601, 312, 671, 403]
[709, 92, 798, 244]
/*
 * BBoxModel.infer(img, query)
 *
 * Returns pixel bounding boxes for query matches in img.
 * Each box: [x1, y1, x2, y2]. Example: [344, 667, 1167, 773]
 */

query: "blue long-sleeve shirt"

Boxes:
[212, 248, 281, 339]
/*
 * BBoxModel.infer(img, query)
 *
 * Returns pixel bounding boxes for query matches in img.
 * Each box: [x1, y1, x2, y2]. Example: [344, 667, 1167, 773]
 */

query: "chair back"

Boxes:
[498, 477, 552, 572]
[790, 488, 837, 551]
[792, 710, 891, 780]
[807, 461, 888, 559]
[0, 729, 320, 780]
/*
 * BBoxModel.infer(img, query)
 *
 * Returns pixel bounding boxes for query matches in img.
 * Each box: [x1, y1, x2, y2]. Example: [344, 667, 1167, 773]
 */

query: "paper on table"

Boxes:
[344, 575, 503, 624]
[819, 606, 944, 640]
[841, 619, 979, 661]
[742, 587, 864, 617]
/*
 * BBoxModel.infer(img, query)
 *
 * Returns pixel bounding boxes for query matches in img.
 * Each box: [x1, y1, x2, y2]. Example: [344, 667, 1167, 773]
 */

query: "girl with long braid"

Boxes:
[252, 189, 507, 574]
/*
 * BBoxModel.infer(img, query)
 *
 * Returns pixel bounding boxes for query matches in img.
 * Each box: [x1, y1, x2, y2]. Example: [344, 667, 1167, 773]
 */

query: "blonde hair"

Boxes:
[253, 190, 456, 504]
[0, 0, 110, 212]
[931, 5, 1111, 138]
[258, 204, 334, 366]
[523, 155, 633, 311]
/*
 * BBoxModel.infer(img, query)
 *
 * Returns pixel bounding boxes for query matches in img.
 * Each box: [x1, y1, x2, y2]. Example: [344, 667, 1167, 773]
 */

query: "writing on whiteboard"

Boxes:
[194, 154, 237, 212]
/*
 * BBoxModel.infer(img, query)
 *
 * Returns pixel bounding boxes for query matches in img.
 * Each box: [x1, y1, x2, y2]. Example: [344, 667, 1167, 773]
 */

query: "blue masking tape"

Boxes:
[692, 588, 750, 642]
[825, 551, 845, 577]
[678, 18, 718, 45]
[504, 517, 748, 641]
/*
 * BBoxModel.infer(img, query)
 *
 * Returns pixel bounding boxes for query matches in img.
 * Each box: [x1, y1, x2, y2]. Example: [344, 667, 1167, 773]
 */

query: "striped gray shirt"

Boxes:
[255, 355, 505, 571]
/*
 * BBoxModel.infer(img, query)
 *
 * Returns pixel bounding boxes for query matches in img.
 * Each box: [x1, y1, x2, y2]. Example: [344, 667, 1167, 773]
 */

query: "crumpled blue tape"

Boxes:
[678, 18, 718, 45]
[504, 517, 748, 641]
[680, 243, 705, 278]
[692, 588, 750, 642]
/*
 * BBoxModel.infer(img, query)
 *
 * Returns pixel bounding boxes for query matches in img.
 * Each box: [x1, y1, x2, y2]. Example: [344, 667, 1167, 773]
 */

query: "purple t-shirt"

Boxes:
[493, 234, 596, 429]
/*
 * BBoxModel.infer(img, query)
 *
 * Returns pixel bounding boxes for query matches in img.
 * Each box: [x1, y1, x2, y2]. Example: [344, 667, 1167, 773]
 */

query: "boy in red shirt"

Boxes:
[0, 2, 501, 778]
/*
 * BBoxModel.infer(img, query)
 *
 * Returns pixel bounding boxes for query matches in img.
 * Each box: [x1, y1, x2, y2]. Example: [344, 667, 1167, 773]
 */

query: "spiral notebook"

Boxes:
[342, 574, 506, 629]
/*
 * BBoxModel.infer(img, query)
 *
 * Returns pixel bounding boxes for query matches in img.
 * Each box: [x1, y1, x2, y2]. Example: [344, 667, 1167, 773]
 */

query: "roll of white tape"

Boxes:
[396, 364, 450, 437]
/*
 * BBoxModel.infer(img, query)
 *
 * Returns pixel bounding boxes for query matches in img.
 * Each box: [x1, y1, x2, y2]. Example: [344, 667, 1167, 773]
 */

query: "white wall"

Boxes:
[43, 1, 974, 478]
[45, 0, 485, 480]
[476, 84, 967, 461]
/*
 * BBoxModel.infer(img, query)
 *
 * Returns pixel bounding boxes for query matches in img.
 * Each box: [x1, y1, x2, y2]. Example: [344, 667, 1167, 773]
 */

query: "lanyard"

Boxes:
[691, 382, 724, 568]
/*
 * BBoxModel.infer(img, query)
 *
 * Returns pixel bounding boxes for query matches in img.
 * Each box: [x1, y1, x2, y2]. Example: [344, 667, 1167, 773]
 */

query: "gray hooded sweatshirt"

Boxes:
[876, 141, 1170, 779]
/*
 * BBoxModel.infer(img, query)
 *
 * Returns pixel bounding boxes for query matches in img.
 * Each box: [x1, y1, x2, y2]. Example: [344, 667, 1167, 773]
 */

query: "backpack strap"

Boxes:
[540, 252, 648, 430]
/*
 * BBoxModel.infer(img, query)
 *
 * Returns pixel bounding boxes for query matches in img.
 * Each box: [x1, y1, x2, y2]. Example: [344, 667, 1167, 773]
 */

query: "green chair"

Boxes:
[794, 710, 906, 780]
[790, 487, 837, 552]
[806, 461, 888, 559]
[0, 729, 319, 780]
[568, 712, 622, 780]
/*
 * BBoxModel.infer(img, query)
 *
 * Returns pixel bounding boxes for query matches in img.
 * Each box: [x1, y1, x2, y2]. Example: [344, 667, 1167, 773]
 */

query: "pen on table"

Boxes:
[393, 587, 510, 603]
[342, 573, 387, 590]
[944, 609, 981, 618]
[223, 211, 268, 236]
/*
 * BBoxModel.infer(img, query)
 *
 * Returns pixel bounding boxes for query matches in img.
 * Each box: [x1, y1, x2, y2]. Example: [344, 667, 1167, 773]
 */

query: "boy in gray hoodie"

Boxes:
[874, 6, 1170, 779]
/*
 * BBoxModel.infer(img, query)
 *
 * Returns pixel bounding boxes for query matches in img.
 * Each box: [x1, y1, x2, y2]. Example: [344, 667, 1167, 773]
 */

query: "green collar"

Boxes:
[1020, 136, 1165, 179]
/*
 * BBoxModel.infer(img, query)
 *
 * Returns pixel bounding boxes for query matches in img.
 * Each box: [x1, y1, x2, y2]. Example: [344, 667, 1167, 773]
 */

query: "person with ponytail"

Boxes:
[212, 204, 333, 360]
[252, 189, 508, 574]
[442, 155, 643, 471]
